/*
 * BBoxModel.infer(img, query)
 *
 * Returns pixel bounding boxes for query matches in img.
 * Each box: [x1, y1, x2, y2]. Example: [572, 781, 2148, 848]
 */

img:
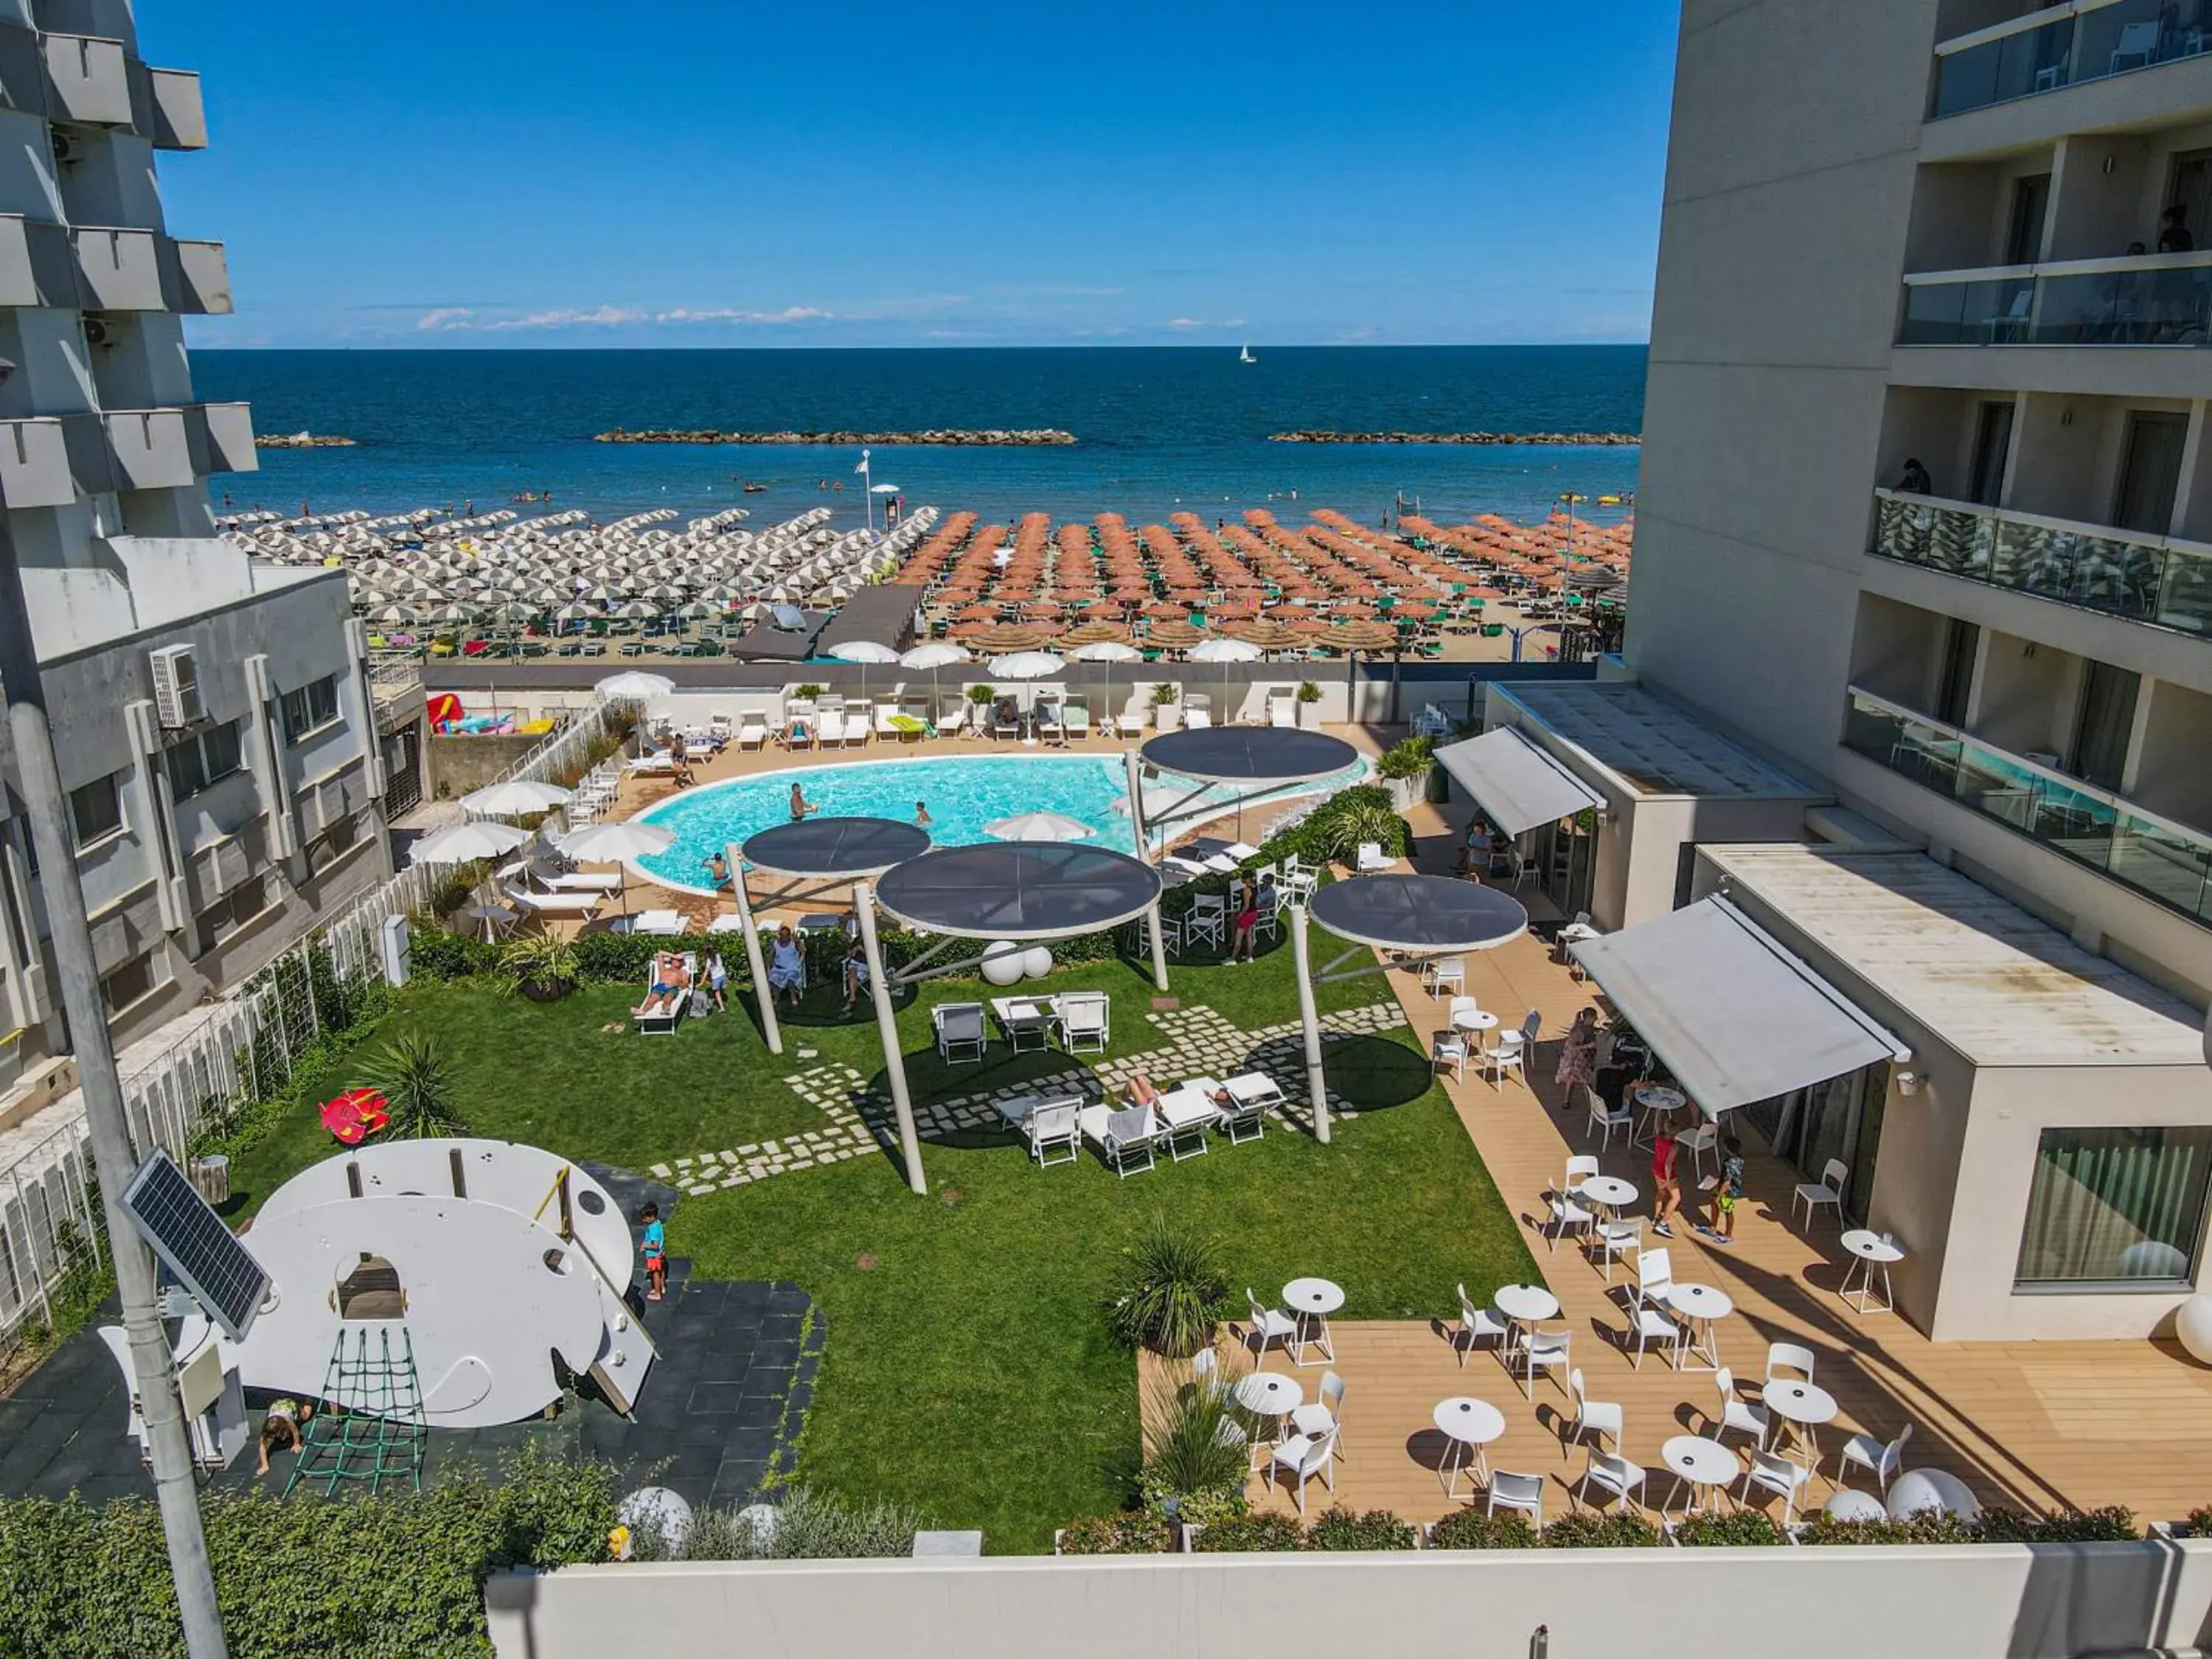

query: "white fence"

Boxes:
[0, 696, 625, 1354]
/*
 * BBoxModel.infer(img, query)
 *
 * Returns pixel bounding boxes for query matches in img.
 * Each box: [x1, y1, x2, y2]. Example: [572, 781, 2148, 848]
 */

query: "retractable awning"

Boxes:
[1436, 728, 1603, 838]
[1568, 896, 1910, 1114]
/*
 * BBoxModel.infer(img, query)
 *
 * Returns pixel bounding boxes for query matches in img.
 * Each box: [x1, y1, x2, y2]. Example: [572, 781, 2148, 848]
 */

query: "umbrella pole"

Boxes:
[853, 880, 926, 1195]
[1290, 902, 1330, 1144]
[730, 844, 779, 1057]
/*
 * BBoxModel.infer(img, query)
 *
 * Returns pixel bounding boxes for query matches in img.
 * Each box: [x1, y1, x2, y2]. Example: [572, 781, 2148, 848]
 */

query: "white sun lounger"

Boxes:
[736, 714, 768, 751]
[629, 909, 687, 936]
[625, 750, 679, 774]
[505, 886, 603, 919]
[635, 950, 695, 1036]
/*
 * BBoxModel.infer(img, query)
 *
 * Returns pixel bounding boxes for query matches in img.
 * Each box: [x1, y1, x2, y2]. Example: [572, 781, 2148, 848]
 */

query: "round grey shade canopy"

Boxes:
[1139, 728, 1360, 785]
[874, 843, 1164, 941]
[740, 817, 932, 879]
[1310, 874, 1528, 953]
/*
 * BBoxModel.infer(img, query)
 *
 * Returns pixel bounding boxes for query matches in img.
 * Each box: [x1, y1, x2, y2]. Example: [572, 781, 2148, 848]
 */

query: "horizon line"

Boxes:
[190, 338, 1655, 353]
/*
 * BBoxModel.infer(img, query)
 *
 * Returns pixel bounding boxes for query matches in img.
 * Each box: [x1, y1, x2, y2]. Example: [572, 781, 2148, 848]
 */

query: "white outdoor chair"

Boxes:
[1245, 1289, 1301, 1366]
[1677, 1121, 1718, 1186]
[1425, 957, 1466, 999]
[1838, 1421, 1913, 1492]
[1585, 1082, 1633, 1151]
[1545, 1155, 1599, 1253]
[1059, 992, 1109, 1054]
[1712, 1368, 1770, 1450]
[1034, 699, 1066, 745]
[1594, 1211, 1643, 1284]
[1026, 1099, 1082, 1168]
[1455, 1281, 1512, 1368]
[1101, 1107, 1161, 1178]
[1184, 893, 1227, 952]
[2110, 18, 2159, 70]
[1625, 1247, 1677, 1368]
[1576, 1449, 1646, 1515]
[1764, 1342, 1818, 1387]
[1266, 1427, 1337, 1515]
[933, 1001, 988, 1064]
[1355, 841, 1392, 874]
[1216, 1074, 1279, 1144]
[1793, 1158, 1849, 1229]
[1520, 1326, 1571, 1400]
[1741, 1448, 1812, 1523]
[1565, 1367, 1622, 1453]
[1183, 693, 1213, 730]
[1486, 1470, 1545, 1526]
[1432, 1030, 1468, 1083]
[1290, 1371, 1346, 1455]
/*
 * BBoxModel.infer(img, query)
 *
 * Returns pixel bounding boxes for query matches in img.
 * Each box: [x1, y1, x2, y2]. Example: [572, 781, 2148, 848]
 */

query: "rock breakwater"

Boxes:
[593, 428, 1076, 447]
[255, 432, 358, 448]
[1268, 430, 1639, 446]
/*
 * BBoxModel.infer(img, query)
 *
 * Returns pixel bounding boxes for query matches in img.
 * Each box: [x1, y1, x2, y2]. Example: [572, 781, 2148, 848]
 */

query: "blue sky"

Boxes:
[143, 2, 1680, 349]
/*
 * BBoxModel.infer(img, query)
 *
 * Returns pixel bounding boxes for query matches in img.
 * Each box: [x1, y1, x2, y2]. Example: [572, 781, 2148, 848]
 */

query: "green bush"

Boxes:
[1056, 1514, 1170, 1554]
[1541, 1511, 1659, 1548]
[1138, 1380, 1249, 1526]
[632, 1486, 924, 1562]
[1670, 1509, 1788, 1547]
[1303, 1507, 1417, 1551]
[408, 928, 501, 982]
[2189, 1505, 2212, 1538]
[568, 931, 677, 985]
[1796, 1512, 1980, 1547]
[1426, 1509, 1538, 1550]
[1103, 1217, 1230, 1357]
[1191, 1512, 1303, 1552]
[364, 1031, 467, 1138]
[0, 1450, 614, 1658]
[1973, 1504, 2138, 1544]
[1376, 735, 1433, 781]
[497, 932, 580, 993]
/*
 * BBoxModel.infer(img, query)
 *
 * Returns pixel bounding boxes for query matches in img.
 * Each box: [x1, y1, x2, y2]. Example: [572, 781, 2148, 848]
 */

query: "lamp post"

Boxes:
[857, 447, 874, 534]
[0, 537, 227, 1656]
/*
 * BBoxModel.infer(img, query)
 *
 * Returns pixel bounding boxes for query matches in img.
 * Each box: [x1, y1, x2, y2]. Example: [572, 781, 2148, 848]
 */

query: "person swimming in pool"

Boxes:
[915, 801, 932, 827]
[789, 782, 818, 821]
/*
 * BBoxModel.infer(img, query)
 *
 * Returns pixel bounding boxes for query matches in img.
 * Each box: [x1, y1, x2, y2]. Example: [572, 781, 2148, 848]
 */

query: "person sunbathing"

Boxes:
[633, 951, 690, 1018]
[1120, 1070, 1164, 1110]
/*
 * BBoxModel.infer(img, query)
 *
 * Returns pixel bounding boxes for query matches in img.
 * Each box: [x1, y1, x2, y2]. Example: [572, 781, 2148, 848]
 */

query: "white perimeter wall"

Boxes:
[487, 1540, 2212, 1659]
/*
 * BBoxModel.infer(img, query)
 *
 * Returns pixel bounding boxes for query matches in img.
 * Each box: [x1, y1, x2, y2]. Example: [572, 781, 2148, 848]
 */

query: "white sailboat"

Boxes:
[1238, 343, 1256, 364]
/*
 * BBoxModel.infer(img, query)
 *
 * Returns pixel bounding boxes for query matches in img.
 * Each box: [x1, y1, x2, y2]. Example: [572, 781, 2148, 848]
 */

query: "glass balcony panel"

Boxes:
[1932, 14, 2073, 116]
[2076, 0, 2205, 82]
[2030, 263, 2211, 346]
[1932, 0, 2211, 117]
[2110, 811, 2212, 922]
[1899, 276, 2034, 345]
[2156, 544, 2212, 633]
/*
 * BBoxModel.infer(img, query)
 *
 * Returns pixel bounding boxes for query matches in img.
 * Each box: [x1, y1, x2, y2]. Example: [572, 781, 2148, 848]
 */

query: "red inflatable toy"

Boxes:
[319, 1087, 391, 1145]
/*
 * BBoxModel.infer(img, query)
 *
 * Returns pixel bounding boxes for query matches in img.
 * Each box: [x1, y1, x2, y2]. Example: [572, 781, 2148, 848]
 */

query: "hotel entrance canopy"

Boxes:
[1568, 896, 1910, 1113]
[1435, 728, 1603, 838]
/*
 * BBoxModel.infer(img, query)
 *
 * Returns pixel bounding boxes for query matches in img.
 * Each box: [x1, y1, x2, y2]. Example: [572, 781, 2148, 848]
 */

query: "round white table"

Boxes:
[1660, 1434, 1740, 1517]
[1631, 1083, 1688, 1149]
[1764, 1379, 1839, 1471]
[1493, 1283, 1559, 1325]
[1840, 1229, 1904, 1315]
[1667, 1282, 1733, 1371]
[1452, 1007, 1499, 1036]
[1433, 1397, 1507, 1498]
[1234, 1371, 1303, 1441]
[1580, 1175, 1638, 1217]
[1282, 1276, 1345, 1367]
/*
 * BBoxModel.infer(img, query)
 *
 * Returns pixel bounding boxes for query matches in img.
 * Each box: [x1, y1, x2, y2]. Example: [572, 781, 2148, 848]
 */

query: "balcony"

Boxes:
[0, 215, 81, 309]
[1899, 253, 2211, 348]
[1845, 686, 2212, 925]
[1932, 0, 2211, 119]
[0, 418, 80, 509]
[1870, 490, 2212, 637]
[185, 402, 257, 476]
[139, 66, 206, 150]
[70, 225, 163, 310]
[100, 407, 195, 490]
[164, 238, 230, 314]
[39, 31, 131, 126]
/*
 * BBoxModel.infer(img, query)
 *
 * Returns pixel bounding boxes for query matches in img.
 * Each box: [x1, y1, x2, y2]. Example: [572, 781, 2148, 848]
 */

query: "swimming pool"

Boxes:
[630, 753, 1363, 894]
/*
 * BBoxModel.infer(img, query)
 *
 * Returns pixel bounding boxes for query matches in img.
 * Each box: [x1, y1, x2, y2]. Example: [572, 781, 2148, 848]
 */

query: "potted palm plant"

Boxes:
[1150, 682, 1181, 730]
[1295, 681, 1322, 727]
[499, 932, 580, 1002]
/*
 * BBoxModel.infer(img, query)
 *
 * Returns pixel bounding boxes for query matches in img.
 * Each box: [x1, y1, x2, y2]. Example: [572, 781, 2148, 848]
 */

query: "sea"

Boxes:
[192, 345, 1646, 530]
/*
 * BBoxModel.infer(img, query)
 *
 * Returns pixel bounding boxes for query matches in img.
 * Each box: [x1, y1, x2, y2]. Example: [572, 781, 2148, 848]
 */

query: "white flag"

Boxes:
[853, 458, 869, 473]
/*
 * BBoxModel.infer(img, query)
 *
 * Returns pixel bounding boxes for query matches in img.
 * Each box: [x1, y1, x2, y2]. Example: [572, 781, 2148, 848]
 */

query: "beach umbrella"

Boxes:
[1071, 639, 1141, 726]
[985, 810, 1094, 844]
[900, 641, 970, 711]
[460, 779, 574, 818]
[596, 670, 675, 702]
[556, 819, 676, 919]
[1146, 619, 1208, 653]
[829, 639, 900, 702]
[988, 651, 1065, 681]
[966, 623, 1051, 653]
[459, 900, 518, 943]
[1189, 635, 1263, 720]
[410, 819, 529, 866]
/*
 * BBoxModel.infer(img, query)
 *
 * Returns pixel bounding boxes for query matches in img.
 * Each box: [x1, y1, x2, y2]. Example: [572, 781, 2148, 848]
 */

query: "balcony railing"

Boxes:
[1899, 252, 2211, 347]
[1844, 686, 2212, 926]
[1870, 490, 2212, 637]
[1933, 0, 2212, 119]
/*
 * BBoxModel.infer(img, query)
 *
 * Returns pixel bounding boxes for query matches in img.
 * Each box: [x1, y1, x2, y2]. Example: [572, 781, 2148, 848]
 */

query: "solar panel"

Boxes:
[120, 1150, 271, 1343]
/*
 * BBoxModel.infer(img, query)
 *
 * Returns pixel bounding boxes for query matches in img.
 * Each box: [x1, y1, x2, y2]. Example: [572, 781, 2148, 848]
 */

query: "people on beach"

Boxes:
[767, 925, 805, 1009]
[639, 1203, 668, 1301]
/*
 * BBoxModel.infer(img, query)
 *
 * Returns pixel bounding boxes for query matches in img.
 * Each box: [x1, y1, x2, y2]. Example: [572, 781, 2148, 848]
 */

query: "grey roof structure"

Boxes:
[1140, 728, 1360, 784]
[1435, 728, 1604, 838]
[1495, 681, 1826, 801]
[874, 843, 1163, 941]
[740, 818, 931, 879]
[1310, 874, 1529, 953]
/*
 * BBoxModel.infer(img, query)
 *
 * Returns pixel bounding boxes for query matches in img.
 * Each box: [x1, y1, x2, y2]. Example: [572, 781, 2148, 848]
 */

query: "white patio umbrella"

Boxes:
[556, 819, 676, 918]
[1189, 636, 1263, 718]
[900, 641, 970, 713]
[829, 639, 901, 703]
[985, 811, 1094, 843]
[460, 779, 574, 818]
[410, 819, 529, 866]
[460, 900, 519, 943]
[1071, 640, 1141, 726]
[988, 651, 1066, 680]
[596, 670, 675, 700]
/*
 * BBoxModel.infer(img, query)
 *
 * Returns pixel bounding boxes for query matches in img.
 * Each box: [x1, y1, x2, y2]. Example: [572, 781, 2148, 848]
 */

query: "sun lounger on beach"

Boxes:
[1062, 698, 1091, 740]
[817, 706, 847, 745]
[504, 886, 604, 920]
[991, 697, 1023, 741]
[634, 950, 695, 1036]
[736, 714, 768, 751]
[841, 702, 872, 747]
[1034, 699, 1065, 745]
[937, 698, 970, 738]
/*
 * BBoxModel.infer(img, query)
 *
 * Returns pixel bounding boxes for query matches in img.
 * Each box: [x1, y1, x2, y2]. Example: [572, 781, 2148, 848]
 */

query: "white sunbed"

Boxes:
[735, 714, 768, 751]
[1268, 694, 1298, 728]
[936, 701, 970, 738]
[504, 886, 603, 919]
[817, 707, 848, 745]
[630, 908, 687, 936]
[625, 749, 679, 774]
[634, 950, 696, 1037]
[706, 912, 748, 933]
[1035, 701, 1066, 745]
[1062, 700, 1092, 740]
[841, 703, 873, 747]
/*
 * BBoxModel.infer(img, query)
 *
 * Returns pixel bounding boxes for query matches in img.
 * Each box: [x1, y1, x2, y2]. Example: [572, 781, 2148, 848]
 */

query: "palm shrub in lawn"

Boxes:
[1315, 794, 1409, 864]
[364, 1031, 467, 1138]
[1103, 1216, 1229, 1358]
[1138, 1379, 1250, 1528]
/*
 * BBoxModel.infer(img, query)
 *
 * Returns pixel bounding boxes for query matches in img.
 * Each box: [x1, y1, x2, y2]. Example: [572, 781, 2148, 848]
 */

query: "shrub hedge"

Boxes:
[1189, 1512, 1305, 1553]
[1055, 1514, 1171, 1554]
[0, 1451, 614, 1658]
[1301, 1507, 1419, 1551]
[1426, 1509, 1539, 1550]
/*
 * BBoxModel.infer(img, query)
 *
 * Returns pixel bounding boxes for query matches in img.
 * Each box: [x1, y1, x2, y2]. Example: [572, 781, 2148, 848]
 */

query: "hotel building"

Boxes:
[1447, 0, 2212, 1341]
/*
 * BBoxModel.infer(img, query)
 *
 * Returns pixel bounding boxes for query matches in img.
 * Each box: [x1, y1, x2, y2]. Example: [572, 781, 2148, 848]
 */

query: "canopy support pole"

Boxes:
[1146, 902, 1169, 992]
[1290, 902, 1330, 1144]
[1124, 747, 1150, 862]
[852, 880, 926, 1196]
[728, 844, 779, 1057]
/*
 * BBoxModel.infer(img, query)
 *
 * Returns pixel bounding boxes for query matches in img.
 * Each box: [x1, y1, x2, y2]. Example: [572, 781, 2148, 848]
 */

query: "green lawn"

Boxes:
[230, 936, 1535, 1551]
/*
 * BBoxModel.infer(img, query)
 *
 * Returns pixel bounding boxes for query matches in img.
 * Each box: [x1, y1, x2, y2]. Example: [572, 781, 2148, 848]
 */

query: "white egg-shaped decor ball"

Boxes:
[1021, 945, 1054, 980]
[1886, 1468, 1980, 1521]
[2175, 1292, 2212, 1366]
[619, 1486, 694, 1552]
[980, 941, 1025, 987]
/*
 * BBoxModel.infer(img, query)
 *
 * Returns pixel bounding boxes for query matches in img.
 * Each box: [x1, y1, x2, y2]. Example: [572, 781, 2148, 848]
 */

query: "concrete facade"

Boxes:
[1616, 1, 2212, 1340]
[0, 1, 389, 1079]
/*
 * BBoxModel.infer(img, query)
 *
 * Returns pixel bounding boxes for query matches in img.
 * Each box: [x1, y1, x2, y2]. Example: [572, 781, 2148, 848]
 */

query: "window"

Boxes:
[2003, 173, 2050, 266]
[2070, 660, 2140, 792]
[280, 675, 340, 742]
[99, 950, 157, 1015]
[2017, 1127, 2212, 1288]
[195, 874, 268, 953]
[1934, 619, 1979, 728]
[69, 773, 124, 849]
[164, 720, 243, 800]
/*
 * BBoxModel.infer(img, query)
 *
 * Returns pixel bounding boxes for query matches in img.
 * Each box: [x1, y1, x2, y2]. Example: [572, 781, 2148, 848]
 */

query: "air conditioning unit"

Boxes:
[49, 128, 81, 166]
[82, 314, 111, 348]
[149, 643, 203, 728]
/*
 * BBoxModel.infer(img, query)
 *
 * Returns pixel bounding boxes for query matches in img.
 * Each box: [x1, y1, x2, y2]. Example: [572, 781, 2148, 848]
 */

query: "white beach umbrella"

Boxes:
[1189, 636, 1263, 715]
[557, 820, 675, 863]
[596, 670, 676, 700]
[985, 810, 1095, 843]
[410, 819, 529, 866]
[829, 639, 900, 702]
[900, 641, 969, 709]
[1071, 640, 1142, 723]
[460, 779, 574, 818]
[988, 651, 1066, 680]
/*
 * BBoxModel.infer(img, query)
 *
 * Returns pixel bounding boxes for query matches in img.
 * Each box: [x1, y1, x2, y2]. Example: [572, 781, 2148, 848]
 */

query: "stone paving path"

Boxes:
[651, 1001, 1408, 1197]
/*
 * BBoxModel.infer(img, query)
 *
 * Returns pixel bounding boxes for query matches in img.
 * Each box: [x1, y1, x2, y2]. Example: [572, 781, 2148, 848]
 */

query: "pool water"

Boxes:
[630, 754, 1357, 894]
